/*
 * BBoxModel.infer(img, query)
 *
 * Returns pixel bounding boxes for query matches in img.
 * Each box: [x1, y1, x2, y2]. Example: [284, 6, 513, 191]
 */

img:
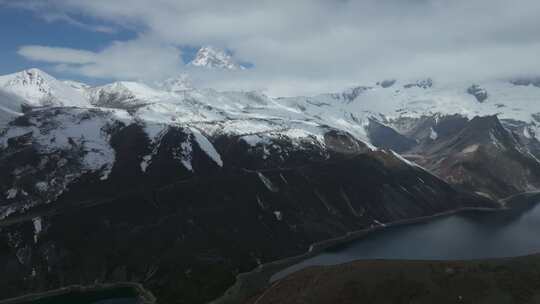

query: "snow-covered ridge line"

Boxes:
[3, 68, 540, 152]
[3, 69, 540, 143]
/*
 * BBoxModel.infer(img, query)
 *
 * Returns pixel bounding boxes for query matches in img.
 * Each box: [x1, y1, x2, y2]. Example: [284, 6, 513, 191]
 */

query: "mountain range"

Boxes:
[1, 68, 540, 303]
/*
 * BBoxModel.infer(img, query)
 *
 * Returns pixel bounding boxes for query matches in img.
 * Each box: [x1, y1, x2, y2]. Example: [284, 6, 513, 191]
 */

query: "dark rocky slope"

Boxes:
[0, 111, 494, 303]
[368, 114, 540, 200]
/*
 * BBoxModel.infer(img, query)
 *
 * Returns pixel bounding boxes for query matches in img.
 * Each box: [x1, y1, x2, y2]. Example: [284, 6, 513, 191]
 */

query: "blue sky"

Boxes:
[0, 5, 201, 84]
[0, 7, 124, 82]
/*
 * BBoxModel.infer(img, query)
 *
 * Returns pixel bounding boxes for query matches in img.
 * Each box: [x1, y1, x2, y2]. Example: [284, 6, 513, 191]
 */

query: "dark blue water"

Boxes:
[273, 202, 540, 281]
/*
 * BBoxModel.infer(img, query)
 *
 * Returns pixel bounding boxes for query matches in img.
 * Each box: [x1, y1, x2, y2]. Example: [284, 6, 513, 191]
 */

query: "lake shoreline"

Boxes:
[210, 206, 504, 304]
[0, 208, 501, 304]
[210, 191, 540, 304]
[2, 192, 538, 304]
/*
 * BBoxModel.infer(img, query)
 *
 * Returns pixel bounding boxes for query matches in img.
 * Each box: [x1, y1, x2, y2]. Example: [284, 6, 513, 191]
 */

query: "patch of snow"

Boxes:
[174, 139, 194, 172]
[373, 219, 387, 227]
[242, 134, 273, 147]
[390, 150, 422, 168]
[140, 155, 152, 173]
[35, 182, 48, 192]
[273, 211, 283, 221]
[462, 144, 479, 154]
[144, 123, 168, 140]
[475, 191, 493, 199]
[139, 123, 168, 173]
[190, 128, 223, 167]
[258, 172, 278, 192]
[524, 127, 532, 139]
[5, 188, 18, 199]
[0, 206, 17, 220]
[32, 217, 42, 243]
[429, 127, 438, 140]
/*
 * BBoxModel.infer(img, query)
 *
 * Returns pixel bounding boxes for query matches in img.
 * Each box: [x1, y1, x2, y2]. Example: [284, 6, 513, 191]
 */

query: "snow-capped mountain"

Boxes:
[88, 81, 169, 109]
[0, 69, 89, 108]
[5, 69, 540, 145]
[1, 68, 539, 220]
[2, 70, 540, 185]
[281, 78, 540, 141]
[189, 46, 246, 70]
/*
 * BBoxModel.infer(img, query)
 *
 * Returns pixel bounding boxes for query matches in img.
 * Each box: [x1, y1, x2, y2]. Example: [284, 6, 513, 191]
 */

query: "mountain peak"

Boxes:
[0, 68, 89, 107]
[189, 46, 245, 70]
[25, 68, 48, 76]
[0, 68, 54, 86]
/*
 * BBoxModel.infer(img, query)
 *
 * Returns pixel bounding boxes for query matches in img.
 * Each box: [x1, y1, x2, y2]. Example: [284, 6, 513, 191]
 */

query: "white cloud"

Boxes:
[18, 46, 97, 64]
[19, 39, 183, 81]
[1, 0, 117, 33]
[41, 12, 117, 33]
[11, 0, 540, 96]
[69, 39, 183, 80]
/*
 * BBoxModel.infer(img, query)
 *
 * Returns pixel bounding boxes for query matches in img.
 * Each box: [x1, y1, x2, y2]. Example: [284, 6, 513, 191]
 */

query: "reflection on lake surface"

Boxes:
[273, 201, 540, 281]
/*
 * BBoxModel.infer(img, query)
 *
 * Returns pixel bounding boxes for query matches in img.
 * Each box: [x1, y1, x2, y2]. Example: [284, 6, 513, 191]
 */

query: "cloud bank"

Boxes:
[7, 0, 540, 96]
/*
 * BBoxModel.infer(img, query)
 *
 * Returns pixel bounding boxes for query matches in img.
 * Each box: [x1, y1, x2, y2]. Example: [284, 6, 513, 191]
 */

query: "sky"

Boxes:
[1, 0, 540, 96]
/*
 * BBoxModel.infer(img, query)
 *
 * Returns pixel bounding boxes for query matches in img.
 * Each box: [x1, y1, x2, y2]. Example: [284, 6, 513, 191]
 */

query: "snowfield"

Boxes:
[3, 70, 540, 144]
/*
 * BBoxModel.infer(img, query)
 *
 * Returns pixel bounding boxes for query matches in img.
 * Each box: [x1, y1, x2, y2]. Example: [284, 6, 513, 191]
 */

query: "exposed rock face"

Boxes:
[331, 86, 372, 103]
[467, 84, 488, 103]
[373, 115, 540, 200]
[366, 118, 417, 153]
[404, 78, 433, 89]
[511, 77, 540, 88]
[414, 116, 540, 199]
[379, 79, 396, 88]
